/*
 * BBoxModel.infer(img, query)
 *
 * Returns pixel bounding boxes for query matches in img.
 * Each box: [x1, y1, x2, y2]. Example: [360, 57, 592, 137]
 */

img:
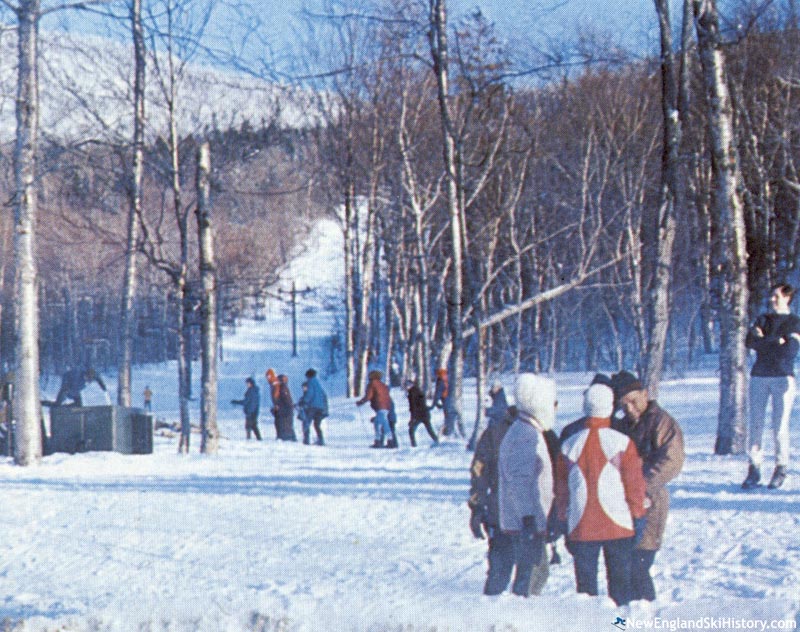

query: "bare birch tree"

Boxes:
[196, 141, 218, 454]
[693, 0, 750, 454]
[117, 0, 146, 407]
[9, 0, 43, 465]
[428, 0, 464, 436]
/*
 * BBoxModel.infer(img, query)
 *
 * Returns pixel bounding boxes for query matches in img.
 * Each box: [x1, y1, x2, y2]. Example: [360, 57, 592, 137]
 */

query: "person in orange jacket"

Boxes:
[556, 382, 647, 607]
[431, 368, 464, 437]
[265, 368, 281, 439]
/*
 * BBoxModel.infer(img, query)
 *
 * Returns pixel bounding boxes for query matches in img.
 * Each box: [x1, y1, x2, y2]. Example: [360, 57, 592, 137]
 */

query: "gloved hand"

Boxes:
[469, 508, 486, 540]
[634, 516, 647, 545]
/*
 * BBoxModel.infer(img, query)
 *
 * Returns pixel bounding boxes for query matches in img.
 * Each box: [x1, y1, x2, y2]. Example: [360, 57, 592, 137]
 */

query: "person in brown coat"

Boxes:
[356, 370, 394, 447]
[612, 371, 685, 603]
[274, 374, 297, 441]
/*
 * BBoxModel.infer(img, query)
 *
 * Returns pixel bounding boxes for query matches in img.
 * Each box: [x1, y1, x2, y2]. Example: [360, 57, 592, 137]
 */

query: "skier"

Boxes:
[356, 370, 393, 448]
[265, 368, 280, 438]
[406, 378, 438, 447]
[54, 367, 108, 407]
[231, 377, 262, 440]
[556, 382, 646, 607]
[274, 374, 297, 441]
[143, 385, 153, 411]
[485, 373, 555, 597]
[612, 370, 685, 603]
[297, 368, 328, 446]
[742, 283, 800, 489]
[431, 368, 464, 438]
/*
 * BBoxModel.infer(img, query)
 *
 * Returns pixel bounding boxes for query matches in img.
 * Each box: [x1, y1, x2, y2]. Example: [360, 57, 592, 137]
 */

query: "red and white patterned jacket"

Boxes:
[556, 416, 646, 542]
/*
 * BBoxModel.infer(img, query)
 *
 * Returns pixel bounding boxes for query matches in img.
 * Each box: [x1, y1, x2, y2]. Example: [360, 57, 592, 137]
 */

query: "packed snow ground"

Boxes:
[2, 221, 799, 631]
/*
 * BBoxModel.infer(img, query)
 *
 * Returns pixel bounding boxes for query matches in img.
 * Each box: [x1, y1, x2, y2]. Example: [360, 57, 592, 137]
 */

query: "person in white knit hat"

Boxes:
[485, 373, 555, 597]
[556, 382, 646, 607]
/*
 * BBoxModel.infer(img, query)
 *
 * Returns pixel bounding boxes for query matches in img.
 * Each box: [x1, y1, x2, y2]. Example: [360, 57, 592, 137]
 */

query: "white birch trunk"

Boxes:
[694, 0, 749, 454]
[13, 0, 43, 466]
[196, 142, 219, 454]
[118, 0, 146, 407]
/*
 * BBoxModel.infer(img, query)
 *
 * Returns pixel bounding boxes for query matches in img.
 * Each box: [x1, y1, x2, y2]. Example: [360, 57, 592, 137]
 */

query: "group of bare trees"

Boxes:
[302, 0, 800, 450]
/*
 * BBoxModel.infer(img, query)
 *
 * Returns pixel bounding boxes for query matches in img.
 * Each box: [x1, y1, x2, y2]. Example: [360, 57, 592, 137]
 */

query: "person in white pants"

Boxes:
[743, 283, 800, 489]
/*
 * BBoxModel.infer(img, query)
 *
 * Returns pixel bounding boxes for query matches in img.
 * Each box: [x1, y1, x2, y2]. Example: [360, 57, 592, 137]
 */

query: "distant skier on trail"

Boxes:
[297, 368, 328, 446]
[265, 368, 281, 438]
[356, 370, 394, 448]
[741, 283, 800, 490]
[431, 368, 464, 438]
[231, 376, 262, 440]
[274, 374, 297, 441]
[611, 370, 684, 603]
[406, 378, 438, 447]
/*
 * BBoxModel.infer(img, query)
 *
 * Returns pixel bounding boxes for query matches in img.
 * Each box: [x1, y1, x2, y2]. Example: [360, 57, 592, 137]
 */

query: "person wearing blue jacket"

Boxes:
[231, 377, 262, 440]
[297, 368, 328, 445]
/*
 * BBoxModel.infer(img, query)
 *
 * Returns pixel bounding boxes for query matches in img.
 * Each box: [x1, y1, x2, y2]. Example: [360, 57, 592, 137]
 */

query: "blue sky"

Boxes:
[46, 0, 684, 76]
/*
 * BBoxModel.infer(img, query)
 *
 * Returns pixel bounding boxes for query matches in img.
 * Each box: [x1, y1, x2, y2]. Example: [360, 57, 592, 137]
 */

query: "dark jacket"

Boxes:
[468, 414, 513, 528]
[614, 401, 684, 550]
[406, 384, 430, 422]
[242, 384, 260, 416]
[746, 312, 800, 377]
[485, 388, 508, 427]
[59, 368, 106, 400]
[274, 381, 293, 418]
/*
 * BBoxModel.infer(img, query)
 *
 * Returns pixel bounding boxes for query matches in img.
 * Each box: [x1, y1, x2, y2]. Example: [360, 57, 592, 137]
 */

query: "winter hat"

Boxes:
[368, 370, 383, 381]
[584, 384, 614, 418]
[590, 373, 613, 388]
[514, 373, 557, 431]
[491, 380, 503, 394]
[305, 368, 317, 379]
[612, 370, 643, 400]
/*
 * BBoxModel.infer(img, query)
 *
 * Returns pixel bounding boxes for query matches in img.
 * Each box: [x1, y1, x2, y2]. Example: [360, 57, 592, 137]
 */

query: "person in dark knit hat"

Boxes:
[611, 371, 684, 603]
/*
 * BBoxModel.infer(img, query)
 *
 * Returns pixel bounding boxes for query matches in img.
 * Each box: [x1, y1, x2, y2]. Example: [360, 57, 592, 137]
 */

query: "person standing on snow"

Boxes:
[742, 283, 800, 490]
[612, 371, 684, 603]
[231, 377, 262, 440]
[265, 368, 281, 439]
[297, 368, 328, 446]
[556, 382, 646, 607]
[143, 385, 153, 412]
[274, 374, 297, 441]
[406, 378, 438, 447]
[468, 403, 515, 593]
[431, 368, 464, 438]
[356, 370, 394, 448]
[485, 373, 555, 597]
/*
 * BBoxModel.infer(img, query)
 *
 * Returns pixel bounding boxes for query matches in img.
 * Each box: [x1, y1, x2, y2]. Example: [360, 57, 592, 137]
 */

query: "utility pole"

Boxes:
[279, 282, 312, 357]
